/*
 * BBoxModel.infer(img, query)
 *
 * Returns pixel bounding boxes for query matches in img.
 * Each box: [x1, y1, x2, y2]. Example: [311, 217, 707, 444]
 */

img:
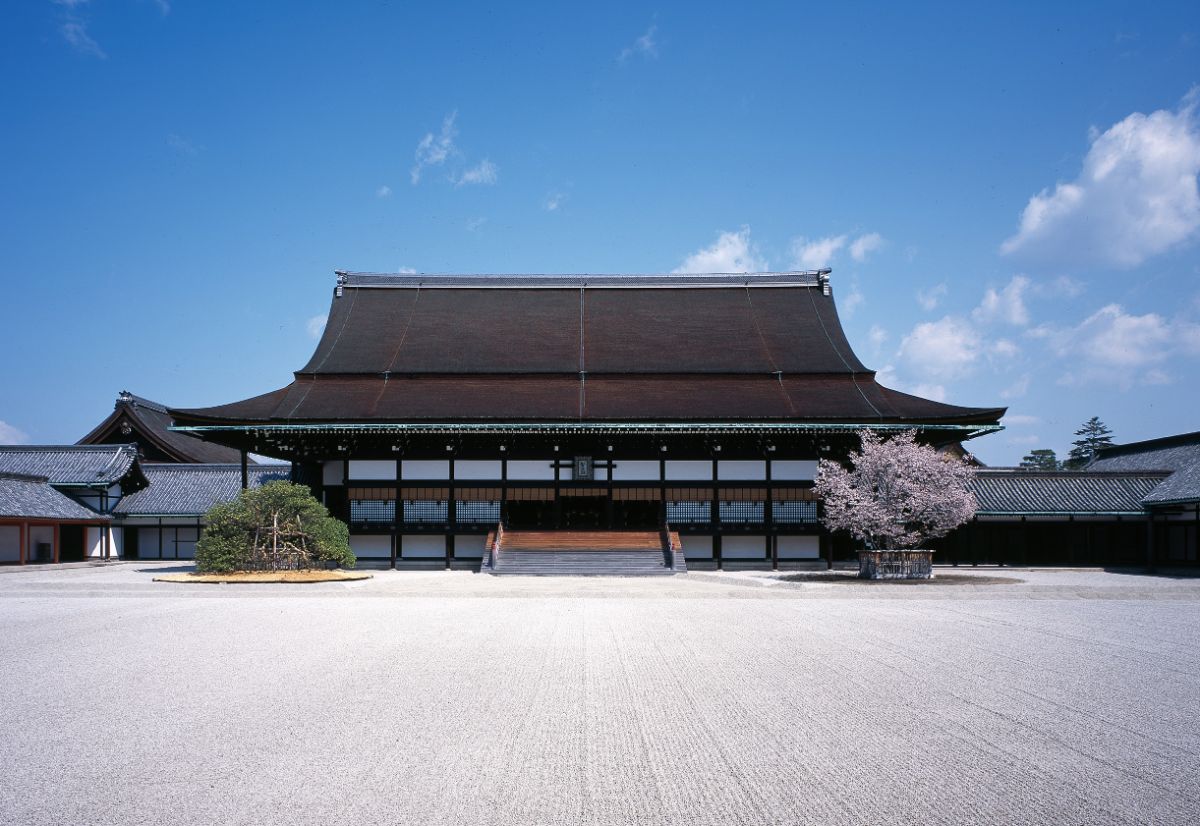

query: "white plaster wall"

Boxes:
[778, 535, 820, 559]
[454, 460, 502, 480]
[29, 526, 53, 560]
[681, 535, 713, 559]
[349, 460, 397, 480]
[350, 534, 391, 559]
[401, 534, 446, 558]
[722, 535, 767, 559]
[665, 461, 712, 480]
[110, 526, 124, 558]
[175, 527, 199, 559]
[594, 466, 610, 481]
[322, 461, 344, 486]
[0, 526, 19, 562]
[611, 460, 659, 481]
[506, 460, 555, 480]
[717, 461, 767, 480]
[139, 526, 162, 558]
[453, 534, 486, 558]
[401, 460, 450, 480]
[85, 526, 123, 559]
[771, 460, 818, 481]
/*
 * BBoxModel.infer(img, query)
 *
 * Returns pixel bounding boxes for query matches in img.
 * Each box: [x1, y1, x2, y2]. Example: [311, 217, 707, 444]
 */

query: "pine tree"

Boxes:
[1065, 417, 1114, 468]
[1019, 448, 1060, 471]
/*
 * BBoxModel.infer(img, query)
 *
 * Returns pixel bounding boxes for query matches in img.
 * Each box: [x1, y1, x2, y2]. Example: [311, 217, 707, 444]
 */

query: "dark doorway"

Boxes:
[506, 500, 555, 529]
[123, 527, 139, 560]
[562, 496, 606, 530]
[59, 525, 85, 562]
[613, 501, 659, 530]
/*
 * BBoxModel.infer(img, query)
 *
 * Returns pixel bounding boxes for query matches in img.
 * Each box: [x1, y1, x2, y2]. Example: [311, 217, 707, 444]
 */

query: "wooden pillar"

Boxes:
[53, 523, 60, 564]
[240, 450, 249, 490]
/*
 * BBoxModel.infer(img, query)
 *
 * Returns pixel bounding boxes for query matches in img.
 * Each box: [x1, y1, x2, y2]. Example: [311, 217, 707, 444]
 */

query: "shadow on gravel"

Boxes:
[778, 573, 1022, 585]
[136, 564, 196, 574]
[1104, 567, 1200, 580]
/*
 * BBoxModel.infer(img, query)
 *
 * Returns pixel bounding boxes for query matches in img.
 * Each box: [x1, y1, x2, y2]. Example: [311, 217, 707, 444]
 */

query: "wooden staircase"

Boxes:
[484, 529, 686, 576]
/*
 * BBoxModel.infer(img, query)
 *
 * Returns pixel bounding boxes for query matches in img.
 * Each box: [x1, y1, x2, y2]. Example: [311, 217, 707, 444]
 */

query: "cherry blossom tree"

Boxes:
[816, 430, 977, 550]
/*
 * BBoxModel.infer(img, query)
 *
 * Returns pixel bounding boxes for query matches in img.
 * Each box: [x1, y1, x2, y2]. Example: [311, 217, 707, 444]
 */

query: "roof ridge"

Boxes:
[337, 271, 832, 290]
[0, 444, 137, 452]
[0, 471, 51, 482]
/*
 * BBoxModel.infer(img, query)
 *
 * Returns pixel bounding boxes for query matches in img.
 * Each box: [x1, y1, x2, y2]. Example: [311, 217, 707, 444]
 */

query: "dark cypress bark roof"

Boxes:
[0, 473, 108, 520]
[172, 272, 1005, 427]
[79, 392, 246, 463]
[115, 463, 292, 517]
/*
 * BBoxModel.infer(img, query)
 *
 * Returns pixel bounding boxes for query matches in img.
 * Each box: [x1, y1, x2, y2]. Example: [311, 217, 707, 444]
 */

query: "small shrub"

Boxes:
[196, 481, 354, 573]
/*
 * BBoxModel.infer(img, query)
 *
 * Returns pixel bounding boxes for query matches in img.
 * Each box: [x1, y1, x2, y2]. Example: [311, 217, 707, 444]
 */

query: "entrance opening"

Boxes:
[59, 525, 85, 562]
[612, 500, 659, 530]
[506, 500, 555, 530]
[561, 496, 606, 530]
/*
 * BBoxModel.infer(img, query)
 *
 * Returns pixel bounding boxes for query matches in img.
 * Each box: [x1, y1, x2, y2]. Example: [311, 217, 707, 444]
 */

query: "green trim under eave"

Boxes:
[172, 422, 1004, 438]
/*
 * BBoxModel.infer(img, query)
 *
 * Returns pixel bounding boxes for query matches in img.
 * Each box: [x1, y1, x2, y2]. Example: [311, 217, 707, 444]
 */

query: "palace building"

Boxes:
[168, 271, 1006, 571]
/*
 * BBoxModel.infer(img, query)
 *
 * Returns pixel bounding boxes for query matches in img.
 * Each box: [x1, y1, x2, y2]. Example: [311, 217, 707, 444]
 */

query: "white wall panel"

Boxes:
[454, 460, 502, 480]
[611, 460, 660, 481]
[402, 535, 446, 558]
[778, 535, 820, 559]
[139, 527, 162, 558]
[323, 461, 345, 485]
[665, 460, 713, 480]
[453, 534, 486, 558]
[350, 534, 392, 559]
[401, 460, 450, 479]
[722, 535, 767, 559]
[681, 535, 713, 559]
[349, 460, 397, 480]
[29, 526, 53, 560]
[0, 526, 19, 562]
[771, 460, 818, 481]
[506, 460, 555, 480]
[717, 461, 766, 480]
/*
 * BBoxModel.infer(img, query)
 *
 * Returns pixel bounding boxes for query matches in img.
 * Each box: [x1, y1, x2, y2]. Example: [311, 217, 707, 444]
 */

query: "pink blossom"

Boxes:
[815, 430, 976, 550]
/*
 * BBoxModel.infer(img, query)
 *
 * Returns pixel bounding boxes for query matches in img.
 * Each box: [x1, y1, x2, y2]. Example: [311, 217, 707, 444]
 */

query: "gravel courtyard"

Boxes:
[1, 565, 1198, 826]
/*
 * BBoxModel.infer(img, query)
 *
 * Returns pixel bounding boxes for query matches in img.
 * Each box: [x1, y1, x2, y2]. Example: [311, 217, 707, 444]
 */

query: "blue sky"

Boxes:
[2, 1, 1198, 466]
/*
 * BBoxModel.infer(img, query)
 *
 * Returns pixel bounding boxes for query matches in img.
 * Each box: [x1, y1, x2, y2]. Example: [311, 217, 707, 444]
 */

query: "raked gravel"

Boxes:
[1, 564, 1198, 825]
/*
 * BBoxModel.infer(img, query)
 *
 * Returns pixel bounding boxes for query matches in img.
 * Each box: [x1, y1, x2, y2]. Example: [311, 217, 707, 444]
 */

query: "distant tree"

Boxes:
[816, 430, 977, 550]
[196, 481, 354, 573]
[1019, 448, 1060, 471]
[1065, 417, 1115, 468]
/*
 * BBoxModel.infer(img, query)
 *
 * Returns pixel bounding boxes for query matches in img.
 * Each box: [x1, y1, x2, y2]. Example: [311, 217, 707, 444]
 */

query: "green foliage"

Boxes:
[195, 481, 354, 573]
[1065, 416, 1115, 468]
[1019, 448, 1060, 471]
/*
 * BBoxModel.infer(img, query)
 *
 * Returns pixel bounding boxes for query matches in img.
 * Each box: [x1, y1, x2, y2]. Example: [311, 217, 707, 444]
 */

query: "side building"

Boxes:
[169, 271, 1006, 570]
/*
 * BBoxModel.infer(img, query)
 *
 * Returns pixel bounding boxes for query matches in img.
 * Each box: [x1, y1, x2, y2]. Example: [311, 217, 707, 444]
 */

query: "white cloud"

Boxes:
[1035, 303, 1200, 387]
[376, 185, 392, 199]
[397, 266, 417, 274]
[790, 235, 847, 269]
[619, 24, 658, 62]
[455, 158, 498, 187]
[466, 217, 487, 232]
[151, 0, 170, 14]
[916, 283, 947, 311]
[973, 275, 1030, 326]
[989, 339, 1020, 361]
[411, 112, 458, 184]
[59, 13, 105, 58]
[675, 227, 768, 273]
[1000, 374, 1031, 399]
[867, 325, 888, 350]
[1003, 414, 1040, 426]
[849, 232, 884, 262]
[544, 192, 566, 211]
[1008, 434, 1041, 447]
[0, 420, 29, 445]
[898, 316, 982, 380]
[306, 314, 327, 339]
[167, 133, 199, 156]
[910, 383, 947, 402]
[841, 283, 864, 317]
[1001, 90, 1200, 268]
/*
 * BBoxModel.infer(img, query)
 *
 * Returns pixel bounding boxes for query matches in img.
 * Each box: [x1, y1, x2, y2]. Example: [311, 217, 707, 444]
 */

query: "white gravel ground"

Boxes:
[1, 564, 1198, 825]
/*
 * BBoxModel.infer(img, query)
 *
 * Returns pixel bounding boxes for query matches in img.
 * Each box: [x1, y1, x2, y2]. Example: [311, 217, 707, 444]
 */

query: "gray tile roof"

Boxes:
[0, 445, 140, 487]
[115, 463, 292, 516]
[971, 470, 1168, 515]
[78, 392, 247, 464]
[0, 473, 107, 520]
[1088, 432, 1200, 505]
